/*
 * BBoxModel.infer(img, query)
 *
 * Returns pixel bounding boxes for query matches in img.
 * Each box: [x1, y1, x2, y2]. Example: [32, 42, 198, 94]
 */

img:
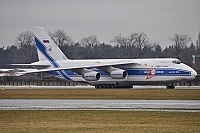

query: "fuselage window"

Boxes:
[172, 60, 181, 64]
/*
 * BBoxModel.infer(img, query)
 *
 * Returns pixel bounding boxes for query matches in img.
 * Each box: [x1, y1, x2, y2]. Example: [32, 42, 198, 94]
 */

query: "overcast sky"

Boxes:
[0, 0, 200, 48]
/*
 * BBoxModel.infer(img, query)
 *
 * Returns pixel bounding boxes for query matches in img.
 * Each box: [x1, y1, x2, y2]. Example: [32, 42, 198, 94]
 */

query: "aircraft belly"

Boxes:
[70, 75, 180, 82]
[69, 67, 192, 82]
[54, 66, 193, 87]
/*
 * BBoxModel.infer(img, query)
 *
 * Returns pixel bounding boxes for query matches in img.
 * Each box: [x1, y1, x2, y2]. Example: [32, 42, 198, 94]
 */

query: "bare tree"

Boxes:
[15, 31, 35, 46]
[80, 35, 99, 48]
[170, 34, 192, 57]
[14, 31, 37, 63]
[134, 33, 156, 58]
[128, 33, 137, 46]
[49, 29, 74, 46]
[112, 34, 128, 46]
[80, 35, 100, 58]
[112, 33, 156, 58]
[112, 34, 129, 57]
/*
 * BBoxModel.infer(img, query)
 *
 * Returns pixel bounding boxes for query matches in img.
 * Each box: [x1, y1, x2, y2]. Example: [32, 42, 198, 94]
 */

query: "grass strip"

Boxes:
[0, 110, 199, 133]
[0, 89, 200, 100]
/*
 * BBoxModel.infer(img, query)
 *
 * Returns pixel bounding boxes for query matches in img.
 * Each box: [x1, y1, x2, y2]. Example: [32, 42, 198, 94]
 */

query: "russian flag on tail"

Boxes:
[43, 39, 50, 44]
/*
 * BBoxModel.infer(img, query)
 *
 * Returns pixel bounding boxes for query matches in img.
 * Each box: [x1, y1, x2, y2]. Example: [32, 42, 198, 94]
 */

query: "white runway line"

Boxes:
[0, 85, 95, 90]
[0, 99, 199, 112]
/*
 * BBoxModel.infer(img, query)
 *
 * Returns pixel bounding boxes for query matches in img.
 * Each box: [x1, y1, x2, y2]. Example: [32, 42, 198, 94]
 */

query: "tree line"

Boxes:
[0, 29, 200, 71]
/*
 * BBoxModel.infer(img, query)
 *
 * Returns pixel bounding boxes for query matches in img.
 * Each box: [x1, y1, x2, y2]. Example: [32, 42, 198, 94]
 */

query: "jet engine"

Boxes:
[83, 71, 101, 81]
[110, 69, 128, 79]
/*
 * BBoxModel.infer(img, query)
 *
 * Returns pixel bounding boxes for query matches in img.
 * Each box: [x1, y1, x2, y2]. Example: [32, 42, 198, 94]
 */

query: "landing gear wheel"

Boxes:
[95, 84, 103, 89]
[95, 84, 99, 89]
[110, 84, 115, 88]
[166, 85, 175, 89]
[95, 84, 117, 89]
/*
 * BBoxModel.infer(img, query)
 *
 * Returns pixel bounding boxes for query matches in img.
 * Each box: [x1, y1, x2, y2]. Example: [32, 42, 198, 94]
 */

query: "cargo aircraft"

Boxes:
[4, 27, 197, 88]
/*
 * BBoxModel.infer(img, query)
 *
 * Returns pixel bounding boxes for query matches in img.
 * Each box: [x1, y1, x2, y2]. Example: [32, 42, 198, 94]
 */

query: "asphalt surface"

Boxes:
[1, 85, 200, 89]
[0, 99, 199, 112]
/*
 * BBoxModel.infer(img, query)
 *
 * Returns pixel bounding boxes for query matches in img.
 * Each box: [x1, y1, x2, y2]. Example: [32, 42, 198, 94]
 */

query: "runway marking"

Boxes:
[0, 100, 199, 112]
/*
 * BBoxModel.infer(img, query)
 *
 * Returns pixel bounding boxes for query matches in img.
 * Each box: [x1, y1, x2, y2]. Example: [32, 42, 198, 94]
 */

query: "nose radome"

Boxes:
[191, 69, 197, 79]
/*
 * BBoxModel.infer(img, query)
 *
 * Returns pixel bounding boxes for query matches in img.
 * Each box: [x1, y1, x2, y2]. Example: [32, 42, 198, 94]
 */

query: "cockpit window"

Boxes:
[172, 59, 181, 64]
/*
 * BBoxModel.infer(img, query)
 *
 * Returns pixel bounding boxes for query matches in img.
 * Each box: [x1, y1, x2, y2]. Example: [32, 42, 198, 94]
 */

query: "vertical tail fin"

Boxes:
[34, 27, 68, 61]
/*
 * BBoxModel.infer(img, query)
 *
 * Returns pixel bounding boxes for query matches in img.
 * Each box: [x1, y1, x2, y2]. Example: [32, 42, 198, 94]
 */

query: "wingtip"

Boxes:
[34, 26, 45, 30]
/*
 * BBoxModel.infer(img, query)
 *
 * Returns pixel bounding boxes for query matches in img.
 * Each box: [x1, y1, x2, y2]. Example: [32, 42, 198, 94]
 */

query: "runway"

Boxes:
[0, 99, 199, 112]
[1, 85, 200, 89]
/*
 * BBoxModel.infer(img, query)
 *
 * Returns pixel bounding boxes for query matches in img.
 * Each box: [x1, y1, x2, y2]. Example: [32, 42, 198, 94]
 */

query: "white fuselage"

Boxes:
[32, 58, 197, 87]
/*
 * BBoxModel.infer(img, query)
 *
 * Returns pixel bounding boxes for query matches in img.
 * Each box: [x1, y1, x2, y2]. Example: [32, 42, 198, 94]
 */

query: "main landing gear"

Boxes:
[166, 84, 175, 89]
[95, 84, 116, 88]
[95, 84, 132, 89]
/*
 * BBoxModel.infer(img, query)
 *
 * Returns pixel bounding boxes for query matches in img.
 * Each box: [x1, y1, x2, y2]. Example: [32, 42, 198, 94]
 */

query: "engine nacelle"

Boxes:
[110, 69, 128, 79]
[83, 71, 101, 81]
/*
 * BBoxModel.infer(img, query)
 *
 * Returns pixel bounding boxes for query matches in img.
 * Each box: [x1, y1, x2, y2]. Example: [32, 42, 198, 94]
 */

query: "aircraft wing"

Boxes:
[18, 60, 136, 74]
[5, 64, 51, 69]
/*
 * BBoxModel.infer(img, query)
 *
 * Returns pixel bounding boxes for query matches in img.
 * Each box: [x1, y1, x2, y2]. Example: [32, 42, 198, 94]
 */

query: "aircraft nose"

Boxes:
[191, 69, 197, 79]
